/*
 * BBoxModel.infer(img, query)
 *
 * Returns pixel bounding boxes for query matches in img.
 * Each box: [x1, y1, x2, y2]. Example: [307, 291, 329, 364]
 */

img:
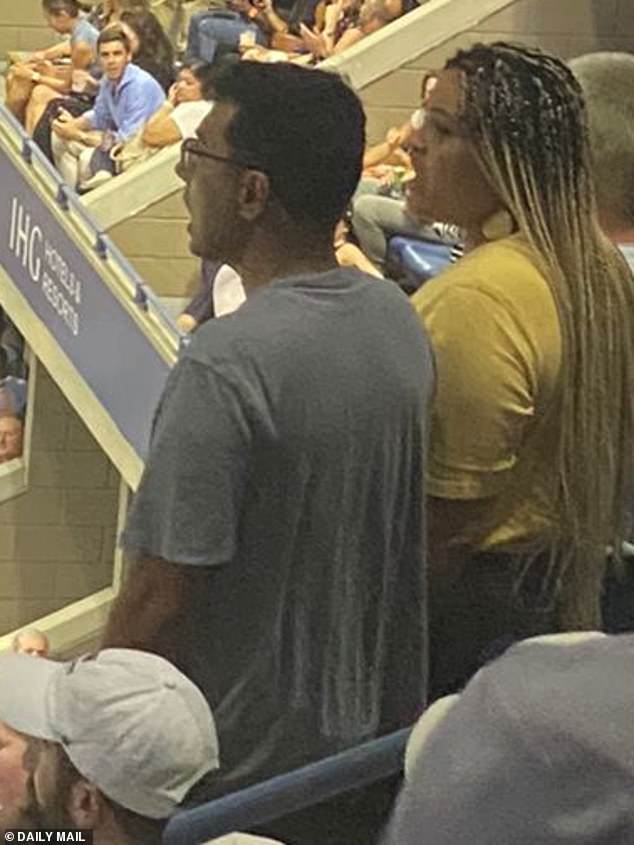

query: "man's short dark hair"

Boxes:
[97, 23, 132, 53]
[213, 62, 366, 228]
[42, 0, 79, 15]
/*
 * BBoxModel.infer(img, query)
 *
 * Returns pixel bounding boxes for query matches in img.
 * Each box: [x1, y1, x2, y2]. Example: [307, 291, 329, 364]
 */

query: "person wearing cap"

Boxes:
[0, 648, 218, 842]
[384, 632, 634, 845]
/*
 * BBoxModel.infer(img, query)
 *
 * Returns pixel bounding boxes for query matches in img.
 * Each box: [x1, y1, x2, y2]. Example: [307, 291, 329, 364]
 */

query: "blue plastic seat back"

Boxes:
[388, 236, 454, 290]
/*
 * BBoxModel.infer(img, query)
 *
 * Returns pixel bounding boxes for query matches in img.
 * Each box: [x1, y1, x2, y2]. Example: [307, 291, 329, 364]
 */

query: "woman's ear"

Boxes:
[66, 779, 103, 829]
[237, 169, 271, 221]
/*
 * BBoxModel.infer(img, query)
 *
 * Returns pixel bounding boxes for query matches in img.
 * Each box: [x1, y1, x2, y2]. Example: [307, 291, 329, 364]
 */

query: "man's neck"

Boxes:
[110, 65, 130, 89]
[235, 229, 339, 294]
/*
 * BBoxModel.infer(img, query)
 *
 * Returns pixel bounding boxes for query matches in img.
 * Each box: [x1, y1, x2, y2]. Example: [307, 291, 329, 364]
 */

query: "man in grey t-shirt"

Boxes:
[104, 63, 433, 801]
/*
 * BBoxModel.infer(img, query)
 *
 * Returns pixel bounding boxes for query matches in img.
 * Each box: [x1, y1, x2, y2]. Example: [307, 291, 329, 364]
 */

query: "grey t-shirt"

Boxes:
[122, 267, 434, 794]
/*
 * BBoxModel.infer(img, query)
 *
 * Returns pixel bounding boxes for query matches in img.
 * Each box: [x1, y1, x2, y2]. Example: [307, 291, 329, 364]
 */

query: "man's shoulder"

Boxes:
[73, 17, 99, 44]
[124, 63, 164, 92]
[184, 268, 425, 367]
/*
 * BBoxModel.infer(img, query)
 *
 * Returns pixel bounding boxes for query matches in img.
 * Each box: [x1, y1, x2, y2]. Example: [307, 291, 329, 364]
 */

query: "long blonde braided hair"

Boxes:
[447, 42, 634, 628]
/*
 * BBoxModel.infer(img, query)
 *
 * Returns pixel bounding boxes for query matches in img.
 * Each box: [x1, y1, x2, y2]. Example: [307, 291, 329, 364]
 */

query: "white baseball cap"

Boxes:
[0, 648, 219, 819]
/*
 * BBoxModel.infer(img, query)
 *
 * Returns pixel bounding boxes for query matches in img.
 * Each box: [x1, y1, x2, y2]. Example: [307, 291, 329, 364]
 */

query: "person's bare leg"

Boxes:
[25, 85, 59, 135]
[5, 70, 35, 124]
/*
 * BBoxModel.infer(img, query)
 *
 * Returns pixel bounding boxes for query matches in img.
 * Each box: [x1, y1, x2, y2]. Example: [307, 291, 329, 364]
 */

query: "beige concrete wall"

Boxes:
[109, 192, 200, 299]
[0, 365, 118, 635]
[0, 0, 58, 59]
[362, 0, 634, 142]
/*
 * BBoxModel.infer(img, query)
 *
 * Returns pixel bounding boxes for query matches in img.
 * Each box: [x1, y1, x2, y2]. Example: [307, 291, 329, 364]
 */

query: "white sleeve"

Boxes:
[170, 101, 214, 140]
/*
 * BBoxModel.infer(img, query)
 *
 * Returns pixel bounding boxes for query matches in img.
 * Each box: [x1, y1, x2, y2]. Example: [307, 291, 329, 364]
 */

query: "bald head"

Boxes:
[12, 629, 50, 658]
[0, 415, 23, 464]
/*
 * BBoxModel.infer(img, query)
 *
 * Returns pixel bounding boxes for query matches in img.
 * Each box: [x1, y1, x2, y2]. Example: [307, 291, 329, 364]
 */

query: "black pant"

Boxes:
[32, 94, 93, 163]
[429, 549, 558, 700]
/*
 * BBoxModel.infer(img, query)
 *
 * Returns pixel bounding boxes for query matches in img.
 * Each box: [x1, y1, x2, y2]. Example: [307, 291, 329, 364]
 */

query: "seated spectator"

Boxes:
[6, 0, 99, 131]
[361, 72, 436, 177]
[0, 649, 218, 840]
[570, 53, 634, 272]
[12, 628, 50, 657]
[352, 196, 461, 274]
[120, 8, 176, 91]
[150, 0, 216, 54]
[33, 8, 174, 162]
[405, 43, 634, 698]
[142, 61, 215, 147]
[87, 0, 150, 28]
[176, 260, 245, 332]
[0, 414, 24, 464]
[51, 24, 165, 190]
[299, 0, 392, 59]
[184, 0, 323, 65]
[333, 217, 382, 276]
[384, 632, 634, 845]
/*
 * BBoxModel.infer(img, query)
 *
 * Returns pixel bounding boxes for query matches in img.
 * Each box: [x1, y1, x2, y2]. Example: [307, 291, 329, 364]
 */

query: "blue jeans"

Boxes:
[185, 10, 266, 62]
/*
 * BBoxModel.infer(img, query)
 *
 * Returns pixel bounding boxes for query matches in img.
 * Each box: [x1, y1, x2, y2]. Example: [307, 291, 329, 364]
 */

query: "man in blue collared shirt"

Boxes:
[51, 24, 165, 189]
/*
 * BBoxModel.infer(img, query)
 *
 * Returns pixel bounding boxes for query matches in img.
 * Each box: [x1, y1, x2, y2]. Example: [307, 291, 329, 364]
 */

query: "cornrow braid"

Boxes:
[447, 42, 634, 629]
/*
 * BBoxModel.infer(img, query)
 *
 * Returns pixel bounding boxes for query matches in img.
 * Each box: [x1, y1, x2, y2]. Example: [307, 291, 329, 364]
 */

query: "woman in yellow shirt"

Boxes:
[406, 42, 634, 696]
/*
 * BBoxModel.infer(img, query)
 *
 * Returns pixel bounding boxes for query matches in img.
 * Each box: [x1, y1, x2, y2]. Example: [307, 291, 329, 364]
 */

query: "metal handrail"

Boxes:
[0, 103, 183, 344]
[164, 727, 411, 845]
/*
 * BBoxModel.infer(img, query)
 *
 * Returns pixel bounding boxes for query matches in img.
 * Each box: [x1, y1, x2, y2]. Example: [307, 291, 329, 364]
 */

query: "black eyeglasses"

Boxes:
[180, 138, 262, 173]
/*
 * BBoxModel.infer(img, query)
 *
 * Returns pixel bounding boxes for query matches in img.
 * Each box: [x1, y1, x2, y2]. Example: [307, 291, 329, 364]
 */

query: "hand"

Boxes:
[71, 68, 91, 93]
[167, 82, 179, 106]
[12, 64, 39, 82]
[56, 107, 73, 124]
[299, 22, 325, 56]
[29, 50, 47, 63]
[52, 117, 78, 141]
[385, 126, 404, 149]
[253, 0, 273, 12]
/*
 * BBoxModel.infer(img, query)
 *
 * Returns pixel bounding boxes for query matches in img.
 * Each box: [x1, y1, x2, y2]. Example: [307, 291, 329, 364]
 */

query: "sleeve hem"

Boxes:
[426, 469, 512, 500]
[120, 533, 226, 569]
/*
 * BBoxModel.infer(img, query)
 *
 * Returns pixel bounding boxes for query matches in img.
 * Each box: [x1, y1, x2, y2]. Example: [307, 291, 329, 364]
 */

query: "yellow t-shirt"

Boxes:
[412, 234, 562, 549]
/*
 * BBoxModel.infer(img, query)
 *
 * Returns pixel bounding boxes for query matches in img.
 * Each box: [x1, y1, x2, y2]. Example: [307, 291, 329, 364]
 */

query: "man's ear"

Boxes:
[66, 779, 103, 829]
[237, 169, 270, 221]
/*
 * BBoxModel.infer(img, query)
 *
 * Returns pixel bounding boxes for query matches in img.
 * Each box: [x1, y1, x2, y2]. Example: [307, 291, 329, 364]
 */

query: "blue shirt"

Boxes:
[85, 63, 165, 142]
[71, 16, 99, 49]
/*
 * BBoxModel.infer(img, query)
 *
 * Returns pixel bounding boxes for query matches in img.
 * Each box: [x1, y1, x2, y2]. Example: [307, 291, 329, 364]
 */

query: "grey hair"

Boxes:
[569, 52, 634, 229]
